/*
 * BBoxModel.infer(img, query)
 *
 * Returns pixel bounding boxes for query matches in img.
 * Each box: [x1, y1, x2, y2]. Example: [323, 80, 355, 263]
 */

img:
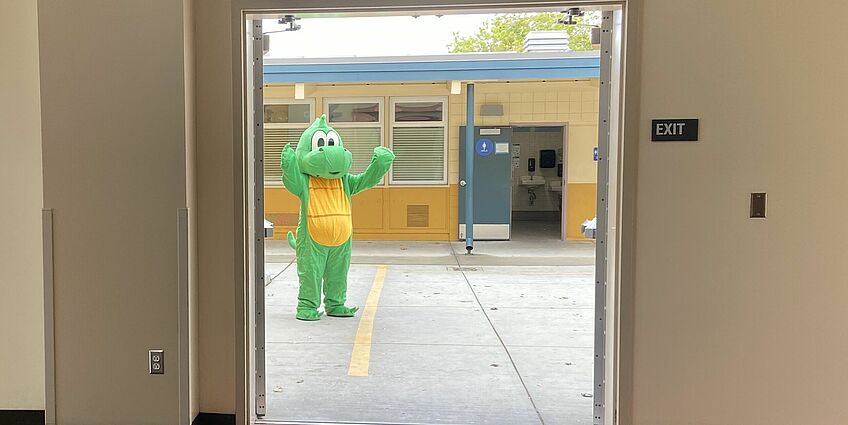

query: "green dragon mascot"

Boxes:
[281, 115, 395, 321]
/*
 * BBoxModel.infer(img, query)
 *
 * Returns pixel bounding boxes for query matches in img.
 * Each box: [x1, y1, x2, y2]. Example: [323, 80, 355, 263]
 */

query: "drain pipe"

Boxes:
[464, 82, 475, 254]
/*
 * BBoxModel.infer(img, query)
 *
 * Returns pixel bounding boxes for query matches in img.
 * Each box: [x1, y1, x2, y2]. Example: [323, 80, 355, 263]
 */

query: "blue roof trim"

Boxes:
[264, 56, 600, 83]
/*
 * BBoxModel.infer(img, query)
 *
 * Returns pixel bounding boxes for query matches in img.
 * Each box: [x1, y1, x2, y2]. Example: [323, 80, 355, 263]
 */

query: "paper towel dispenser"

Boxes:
[539, 149, 556, 168]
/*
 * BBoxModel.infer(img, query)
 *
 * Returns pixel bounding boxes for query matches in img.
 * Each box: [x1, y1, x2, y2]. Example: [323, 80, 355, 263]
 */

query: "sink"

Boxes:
[547, 180, 563, 192]
[519, 175, 546, 186]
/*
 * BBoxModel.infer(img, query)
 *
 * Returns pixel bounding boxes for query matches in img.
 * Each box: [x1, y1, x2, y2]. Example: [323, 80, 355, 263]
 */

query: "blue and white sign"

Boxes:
[476, 138, 494, 157]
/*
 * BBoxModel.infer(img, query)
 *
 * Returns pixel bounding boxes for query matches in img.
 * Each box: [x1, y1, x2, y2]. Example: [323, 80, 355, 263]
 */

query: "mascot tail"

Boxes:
[287, 231, 297, 250]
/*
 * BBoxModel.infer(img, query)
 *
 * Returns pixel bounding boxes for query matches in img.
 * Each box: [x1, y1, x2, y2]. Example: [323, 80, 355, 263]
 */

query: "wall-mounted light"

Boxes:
[264, 15, 301, 35]
[294, 83, 305, 100]
[278, 15, 301, 32]
[559, 8, 584, 25]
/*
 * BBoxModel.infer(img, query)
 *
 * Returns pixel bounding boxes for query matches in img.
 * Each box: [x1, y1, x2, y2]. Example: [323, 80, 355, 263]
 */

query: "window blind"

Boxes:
[263, 127, 302, 186]
[391, 126, 445, 183]
[334, 126, 382, 175]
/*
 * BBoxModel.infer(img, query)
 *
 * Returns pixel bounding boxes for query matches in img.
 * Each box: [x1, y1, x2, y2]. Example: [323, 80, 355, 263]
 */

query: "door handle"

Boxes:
[459, 180, 467, 187]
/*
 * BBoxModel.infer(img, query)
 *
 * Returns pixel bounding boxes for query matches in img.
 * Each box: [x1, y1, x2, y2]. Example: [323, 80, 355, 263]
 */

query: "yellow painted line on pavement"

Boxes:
[348, 264, 387, 377]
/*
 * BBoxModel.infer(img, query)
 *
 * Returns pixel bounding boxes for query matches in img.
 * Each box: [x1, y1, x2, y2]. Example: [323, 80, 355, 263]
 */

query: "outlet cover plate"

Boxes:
[149, 349, 164, 374]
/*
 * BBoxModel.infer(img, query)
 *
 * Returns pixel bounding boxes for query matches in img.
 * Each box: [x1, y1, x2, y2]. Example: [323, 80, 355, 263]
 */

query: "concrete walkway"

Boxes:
[263, 240, 595, 425]
[265, 236, 595, 267]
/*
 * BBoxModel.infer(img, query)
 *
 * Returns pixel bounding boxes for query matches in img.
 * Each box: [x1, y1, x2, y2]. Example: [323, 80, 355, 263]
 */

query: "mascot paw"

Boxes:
[296, 309, 323, 321]
[282, 144, 296, 164]
[373, 146, 395, 160]
[326, 305, 359, 317]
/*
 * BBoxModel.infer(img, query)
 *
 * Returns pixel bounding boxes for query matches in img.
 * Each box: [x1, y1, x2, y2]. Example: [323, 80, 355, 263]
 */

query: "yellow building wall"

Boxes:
[566, 183, 597, 239]
[266, 186, 458, 241]
[264, 80, 598, 241]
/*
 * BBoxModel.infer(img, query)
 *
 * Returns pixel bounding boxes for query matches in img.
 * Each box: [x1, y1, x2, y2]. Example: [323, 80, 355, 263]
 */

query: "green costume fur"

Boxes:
[281, 115, 394, 321]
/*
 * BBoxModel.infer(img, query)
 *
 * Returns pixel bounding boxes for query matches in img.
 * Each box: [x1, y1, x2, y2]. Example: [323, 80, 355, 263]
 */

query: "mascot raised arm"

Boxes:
[281, 114, 395, 321]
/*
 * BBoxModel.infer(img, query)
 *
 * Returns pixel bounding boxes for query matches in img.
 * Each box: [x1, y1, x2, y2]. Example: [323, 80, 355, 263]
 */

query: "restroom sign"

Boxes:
[476, 138, 494, 156]
[651, 119, 699, 142]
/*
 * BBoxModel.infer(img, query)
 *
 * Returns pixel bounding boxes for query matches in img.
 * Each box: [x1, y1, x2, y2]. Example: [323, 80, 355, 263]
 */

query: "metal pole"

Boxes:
[464, 83, 475, 254]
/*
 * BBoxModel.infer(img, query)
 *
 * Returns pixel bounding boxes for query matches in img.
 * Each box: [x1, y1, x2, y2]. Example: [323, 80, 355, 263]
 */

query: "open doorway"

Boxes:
[510, 125, 567, 241]
[509, 123, 599, 243]
[241, 5, 624, 425]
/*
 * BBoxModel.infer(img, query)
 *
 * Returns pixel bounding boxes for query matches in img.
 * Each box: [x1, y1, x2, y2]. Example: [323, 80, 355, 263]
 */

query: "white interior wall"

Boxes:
[0, 0, 45, 410]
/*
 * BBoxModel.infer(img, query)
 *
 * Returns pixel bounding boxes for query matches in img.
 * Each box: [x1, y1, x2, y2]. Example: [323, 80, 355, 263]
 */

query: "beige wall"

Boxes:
[194, 0, 238, 414]
[628, 0, 848, 424]
[183, 0, 200, 418]
[0, 0, 45, 411]
[37, 0, 193, 423]
[11, 0, 845, 423]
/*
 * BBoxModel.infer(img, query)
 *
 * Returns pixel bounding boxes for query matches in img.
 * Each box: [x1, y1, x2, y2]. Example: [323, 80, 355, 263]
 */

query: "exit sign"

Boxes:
[651, 119, 699, 142]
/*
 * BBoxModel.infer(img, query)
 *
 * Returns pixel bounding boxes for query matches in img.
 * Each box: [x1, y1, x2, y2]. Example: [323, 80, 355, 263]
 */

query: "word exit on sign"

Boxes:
[651, 119, 699, 142]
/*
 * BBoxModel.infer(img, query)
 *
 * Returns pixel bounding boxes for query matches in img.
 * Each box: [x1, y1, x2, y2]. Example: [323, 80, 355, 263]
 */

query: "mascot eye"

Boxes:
[326, 131, 340, 147]
[311, 131, 328, 151]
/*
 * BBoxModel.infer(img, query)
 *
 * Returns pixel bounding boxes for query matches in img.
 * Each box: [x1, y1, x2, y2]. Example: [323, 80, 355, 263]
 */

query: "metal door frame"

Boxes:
[234, 3, 626, 424]
[245, 18, 267, 417]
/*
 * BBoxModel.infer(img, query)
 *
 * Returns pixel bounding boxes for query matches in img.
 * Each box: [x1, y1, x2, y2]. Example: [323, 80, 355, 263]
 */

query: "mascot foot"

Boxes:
[296, 309, 323, 321]
[326, 305, 359, 317]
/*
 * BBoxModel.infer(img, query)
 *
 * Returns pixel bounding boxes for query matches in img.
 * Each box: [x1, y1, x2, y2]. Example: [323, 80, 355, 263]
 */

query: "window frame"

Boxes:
[263, 98, 315, 187]
[324, 97, 385, 182]
[263, 97, 315, 128]
[388, 95, 449, 186]
[323, 96, 384, 128]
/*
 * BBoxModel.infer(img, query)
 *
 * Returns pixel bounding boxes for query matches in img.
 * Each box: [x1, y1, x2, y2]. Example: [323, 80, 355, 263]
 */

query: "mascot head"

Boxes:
[296, 115, 352, 179]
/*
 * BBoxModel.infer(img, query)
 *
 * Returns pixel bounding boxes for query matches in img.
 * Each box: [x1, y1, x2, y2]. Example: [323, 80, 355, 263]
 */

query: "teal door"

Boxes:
[459, 126, 513, 240]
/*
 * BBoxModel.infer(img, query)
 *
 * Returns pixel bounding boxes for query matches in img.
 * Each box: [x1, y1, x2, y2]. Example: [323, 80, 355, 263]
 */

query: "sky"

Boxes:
[264, 14, 497, 58]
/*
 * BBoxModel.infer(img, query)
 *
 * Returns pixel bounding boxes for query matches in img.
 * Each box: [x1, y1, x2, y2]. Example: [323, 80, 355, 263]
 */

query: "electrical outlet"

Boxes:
[149, 349, 164, 375]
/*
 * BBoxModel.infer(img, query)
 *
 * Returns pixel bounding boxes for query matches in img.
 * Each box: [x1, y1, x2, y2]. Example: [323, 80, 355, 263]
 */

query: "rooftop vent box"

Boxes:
[523, 31, 570, 53]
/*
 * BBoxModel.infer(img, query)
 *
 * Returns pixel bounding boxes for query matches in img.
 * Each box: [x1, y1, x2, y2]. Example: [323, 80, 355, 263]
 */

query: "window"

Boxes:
[389, 97, 448, 185]
[324, 97, 383, 176]
[264, 103, 311, 124]
[264, 99, 314, 186]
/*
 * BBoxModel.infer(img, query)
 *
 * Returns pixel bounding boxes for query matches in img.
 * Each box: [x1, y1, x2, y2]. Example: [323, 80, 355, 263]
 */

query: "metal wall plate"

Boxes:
[750, 192, 767, 218]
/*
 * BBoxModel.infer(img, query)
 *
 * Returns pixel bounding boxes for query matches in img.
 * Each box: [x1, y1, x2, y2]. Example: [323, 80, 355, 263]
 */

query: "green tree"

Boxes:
[449, 12, 597, 53]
